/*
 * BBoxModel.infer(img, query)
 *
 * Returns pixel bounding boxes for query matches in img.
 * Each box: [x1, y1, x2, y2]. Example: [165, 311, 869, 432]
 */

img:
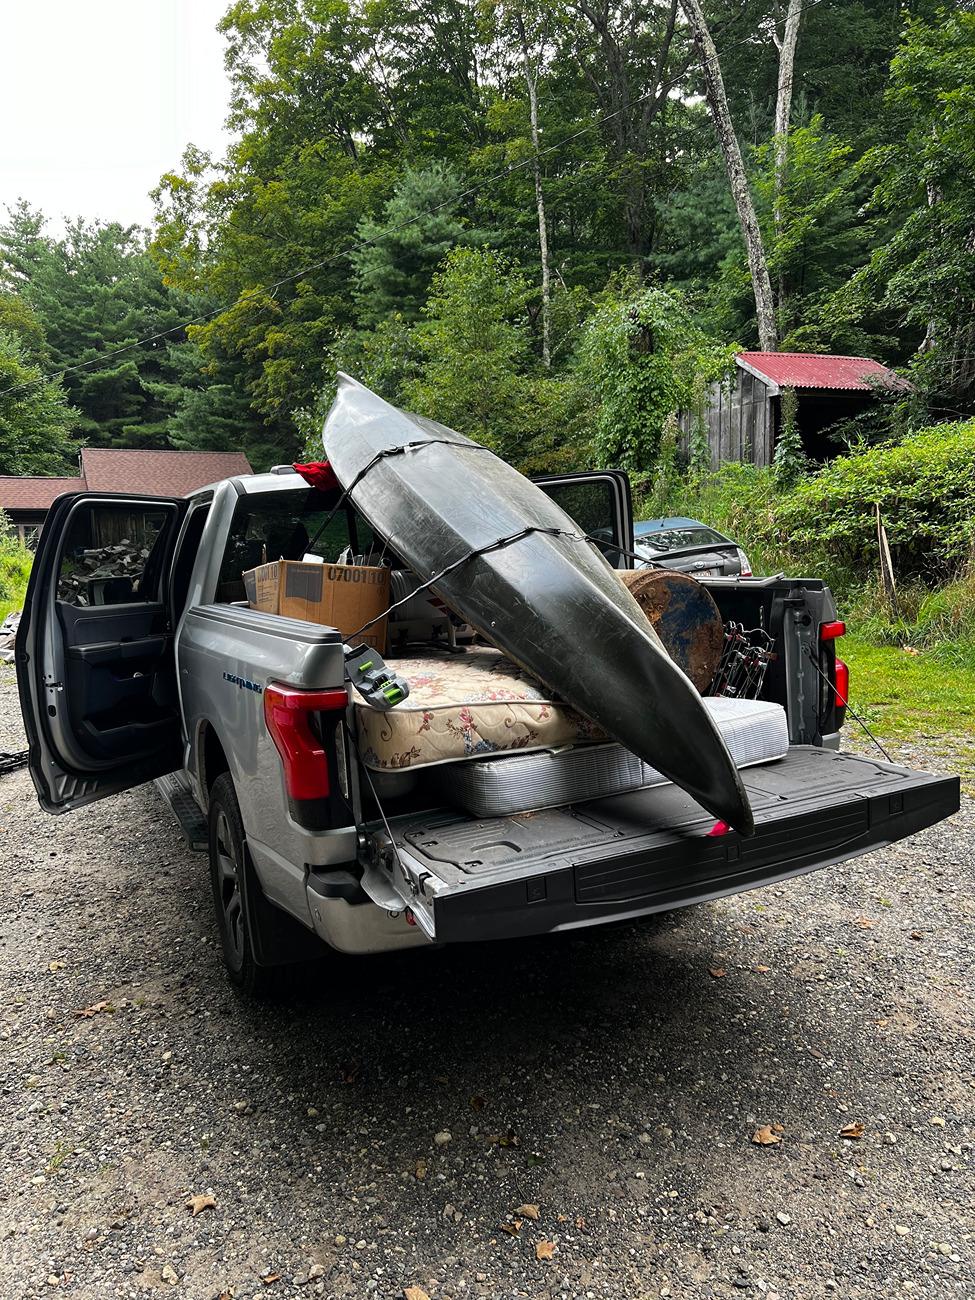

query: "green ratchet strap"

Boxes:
[344, 644, 410, 711]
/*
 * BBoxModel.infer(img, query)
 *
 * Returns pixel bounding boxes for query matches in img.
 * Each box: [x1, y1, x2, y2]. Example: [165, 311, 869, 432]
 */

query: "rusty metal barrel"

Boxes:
[620, 569, 724, 693]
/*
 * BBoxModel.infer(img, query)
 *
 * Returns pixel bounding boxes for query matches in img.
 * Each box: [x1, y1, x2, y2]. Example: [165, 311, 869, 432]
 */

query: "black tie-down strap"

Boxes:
[305, 439, 492, 557]
[346, 524, 583, 644]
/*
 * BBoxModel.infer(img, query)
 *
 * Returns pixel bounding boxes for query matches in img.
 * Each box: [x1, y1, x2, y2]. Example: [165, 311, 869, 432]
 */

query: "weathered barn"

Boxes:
[683, 352, 904, 469]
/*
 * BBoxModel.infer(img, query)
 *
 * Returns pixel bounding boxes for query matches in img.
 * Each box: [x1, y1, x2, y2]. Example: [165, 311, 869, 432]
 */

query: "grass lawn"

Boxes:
[843, 634, 975, 784]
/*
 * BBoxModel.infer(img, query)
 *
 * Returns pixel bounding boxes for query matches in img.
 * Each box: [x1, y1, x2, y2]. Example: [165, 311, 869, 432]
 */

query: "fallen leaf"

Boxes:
[470, 1095, 486, 1111]
[754, 964, 771, 973]
[808, 1047, 824, 1059]
[854, 917, 877, 930]
[262, 1274, 281, 1286]
[516, 1204, 540, 1220]
[902, 646, 921, 657]
[709, 967, 728, 979]
[535, 1240, 557, 1261]
[414, 1159, 427, 1180]
[486, 1129, 520, 1148]
[74, 1001, 113, 1019]
[186, 1193, 217, 1216]
[48, 961, 64, 973]
[929, 1116, 946, 1128]
[839, 1121, 865, 1140]
[751, 1125, 782, 1146]
[910, 930, 924, 941]
[403, 1289, 430, 1300]
[575, 1216, 587, 1230]
[500, 1219, 523, 1236]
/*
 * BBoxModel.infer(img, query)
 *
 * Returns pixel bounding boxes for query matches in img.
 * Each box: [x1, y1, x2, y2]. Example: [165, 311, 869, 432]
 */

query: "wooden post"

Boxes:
[875, 503, 900, 620]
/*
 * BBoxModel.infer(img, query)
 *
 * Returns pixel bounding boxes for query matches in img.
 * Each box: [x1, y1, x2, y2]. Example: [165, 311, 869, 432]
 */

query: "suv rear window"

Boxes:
[639, 526, 726, 552]
[216, 488, 377, 602]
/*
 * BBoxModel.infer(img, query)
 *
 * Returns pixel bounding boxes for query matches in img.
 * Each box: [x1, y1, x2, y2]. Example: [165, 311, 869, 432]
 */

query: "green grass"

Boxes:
[843, 633, 975, 784]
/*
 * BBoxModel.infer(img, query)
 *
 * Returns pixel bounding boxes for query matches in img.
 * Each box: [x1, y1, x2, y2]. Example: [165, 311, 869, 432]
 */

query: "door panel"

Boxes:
[17, 493, 187, 813]
[532, 470, 634, 568]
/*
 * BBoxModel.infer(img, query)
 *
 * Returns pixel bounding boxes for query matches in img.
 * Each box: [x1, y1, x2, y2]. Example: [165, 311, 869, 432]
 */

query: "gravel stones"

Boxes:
[0, 663, 972, 1298]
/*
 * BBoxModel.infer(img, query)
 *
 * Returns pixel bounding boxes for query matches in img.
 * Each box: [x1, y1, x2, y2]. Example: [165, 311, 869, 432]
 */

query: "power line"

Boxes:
[0, 0, 827, 402]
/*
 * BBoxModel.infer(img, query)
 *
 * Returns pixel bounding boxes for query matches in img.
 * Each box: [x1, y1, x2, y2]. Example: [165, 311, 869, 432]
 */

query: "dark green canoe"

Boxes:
[324, 374, 754, 834]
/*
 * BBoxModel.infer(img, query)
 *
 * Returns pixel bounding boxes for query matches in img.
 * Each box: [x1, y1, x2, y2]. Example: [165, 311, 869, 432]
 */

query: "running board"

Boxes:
[376, 747, 959, 943]
[154, 772, 207, 851]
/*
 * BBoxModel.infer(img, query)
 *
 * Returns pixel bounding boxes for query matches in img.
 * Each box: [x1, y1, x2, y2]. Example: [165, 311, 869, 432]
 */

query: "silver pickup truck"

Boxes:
[16, 467, 959, 994]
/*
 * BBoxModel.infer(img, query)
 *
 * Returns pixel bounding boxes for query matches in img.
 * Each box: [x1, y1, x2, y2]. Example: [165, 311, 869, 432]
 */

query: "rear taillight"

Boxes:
[735, 548, 752, 577]
[819, 620, 848, 731]
[263, 683, 349, 827]
[834, 658, 849, 710]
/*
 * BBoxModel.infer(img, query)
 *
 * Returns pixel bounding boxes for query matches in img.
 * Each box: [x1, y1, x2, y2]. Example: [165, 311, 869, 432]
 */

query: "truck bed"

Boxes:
[373, 747, 959, 943]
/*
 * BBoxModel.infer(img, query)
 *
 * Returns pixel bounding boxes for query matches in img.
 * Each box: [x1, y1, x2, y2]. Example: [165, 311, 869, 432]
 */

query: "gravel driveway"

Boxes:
[1, 664, 972, 1300]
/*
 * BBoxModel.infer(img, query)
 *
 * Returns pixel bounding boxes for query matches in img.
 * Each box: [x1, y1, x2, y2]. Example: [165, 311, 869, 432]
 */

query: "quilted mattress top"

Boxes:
[354, 647, 787, 774]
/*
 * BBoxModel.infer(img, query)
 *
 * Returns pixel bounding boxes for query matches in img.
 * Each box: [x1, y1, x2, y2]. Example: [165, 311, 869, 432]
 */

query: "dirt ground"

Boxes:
[1, 664, 972, 1300]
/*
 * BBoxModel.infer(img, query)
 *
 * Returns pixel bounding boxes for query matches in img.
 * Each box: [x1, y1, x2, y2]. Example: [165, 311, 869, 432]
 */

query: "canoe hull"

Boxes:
[323, 375, 754, 834]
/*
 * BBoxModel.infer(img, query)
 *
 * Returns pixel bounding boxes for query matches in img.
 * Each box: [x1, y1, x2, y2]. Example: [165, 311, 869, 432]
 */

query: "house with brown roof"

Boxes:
[684, 352, 906, 469]
[0, 448, 253, 545]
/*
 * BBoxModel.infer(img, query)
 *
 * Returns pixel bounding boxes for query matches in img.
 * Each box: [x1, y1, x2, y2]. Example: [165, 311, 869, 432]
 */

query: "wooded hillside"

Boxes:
[1, 1, 972, 474]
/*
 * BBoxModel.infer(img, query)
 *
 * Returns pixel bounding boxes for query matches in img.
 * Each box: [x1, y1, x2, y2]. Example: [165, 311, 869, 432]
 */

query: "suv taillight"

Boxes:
[264, 683, 350, 827]
[735, 547, 752, 577]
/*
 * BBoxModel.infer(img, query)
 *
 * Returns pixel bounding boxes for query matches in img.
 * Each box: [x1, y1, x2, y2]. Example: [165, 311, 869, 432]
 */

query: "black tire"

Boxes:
[208, 771, 277, 996]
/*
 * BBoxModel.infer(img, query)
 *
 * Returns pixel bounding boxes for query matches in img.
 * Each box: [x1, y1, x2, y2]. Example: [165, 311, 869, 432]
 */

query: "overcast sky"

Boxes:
[1, 0, 231, 233]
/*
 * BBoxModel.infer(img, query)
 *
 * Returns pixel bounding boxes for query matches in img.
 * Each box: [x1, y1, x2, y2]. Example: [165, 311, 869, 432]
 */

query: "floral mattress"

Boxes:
[355, 647, 607, 771]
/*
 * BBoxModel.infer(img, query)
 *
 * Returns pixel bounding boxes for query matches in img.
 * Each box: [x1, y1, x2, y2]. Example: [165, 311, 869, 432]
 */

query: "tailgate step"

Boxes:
[383, 746, 959, 943]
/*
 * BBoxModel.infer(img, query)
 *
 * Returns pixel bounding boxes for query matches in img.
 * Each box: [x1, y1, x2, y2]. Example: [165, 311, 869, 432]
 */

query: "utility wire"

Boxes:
[0, 0, 828, 402]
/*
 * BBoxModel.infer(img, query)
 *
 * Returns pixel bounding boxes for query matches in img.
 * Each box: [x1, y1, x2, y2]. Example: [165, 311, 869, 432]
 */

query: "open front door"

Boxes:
[532, 470, 634, 569]
[17, 492, 188, 813]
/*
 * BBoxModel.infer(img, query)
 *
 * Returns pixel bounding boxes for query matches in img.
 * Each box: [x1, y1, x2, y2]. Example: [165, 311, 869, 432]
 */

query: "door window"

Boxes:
[535, 475, 630, 566]
[55, 502, 175, 607]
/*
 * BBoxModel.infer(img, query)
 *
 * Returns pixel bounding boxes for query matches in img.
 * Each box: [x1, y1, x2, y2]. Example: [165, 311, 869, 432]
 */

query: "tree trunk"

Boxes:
[772, 0, 802, 315]
[773, 0, 803, 200]
[516, 13, 552, 367]
[680, 0, 778, 351]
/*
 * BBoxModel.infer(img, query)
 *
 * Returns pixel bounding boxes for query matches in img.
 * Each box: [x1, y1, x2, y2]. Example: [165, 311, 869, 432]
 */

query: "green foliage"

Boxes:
[352, 164, 474, 326]
[0, 509, 33, 621]
[772, 386, 807, 487]
[0, 207, 197, 450]
[402, 247, 537, 460]
[0, 329, 77, 475]
[841, 10, 975, 414]
[574, 284, 737, 472]
[776, 418, 975, 581]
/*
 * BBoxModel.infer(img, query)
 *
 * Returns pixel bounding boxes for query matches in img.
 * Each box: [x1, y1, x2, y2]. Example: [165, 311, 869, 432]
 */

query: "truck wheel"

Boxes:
[208, 772, 276, 996]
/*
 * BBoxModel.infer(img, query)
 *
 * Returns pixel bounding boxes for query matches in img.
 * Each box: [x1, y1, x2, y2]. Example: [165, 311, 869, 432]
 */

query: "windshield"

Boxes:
[636, 526, 726, 554]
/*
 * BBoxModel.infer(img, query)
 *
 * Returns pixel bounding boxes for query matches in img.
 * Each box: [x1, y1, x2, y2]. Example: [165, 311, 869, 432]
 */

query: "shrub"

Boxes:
[0, 510, 32, 623]
[774, 419, 975, 582]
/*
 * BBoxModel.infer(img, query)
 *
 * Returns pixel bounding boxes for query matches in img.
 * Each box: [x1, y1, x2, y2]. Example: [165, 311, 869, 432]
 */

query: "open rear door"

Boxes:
[17, 492, 187, 813]
[533, 470, 634, 569]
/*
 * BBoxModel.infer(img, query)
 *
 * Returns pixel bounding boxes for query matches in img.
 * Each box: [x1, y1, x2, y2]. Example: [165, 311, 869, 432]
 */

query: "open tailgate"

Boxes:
[370, 747, 959, 943]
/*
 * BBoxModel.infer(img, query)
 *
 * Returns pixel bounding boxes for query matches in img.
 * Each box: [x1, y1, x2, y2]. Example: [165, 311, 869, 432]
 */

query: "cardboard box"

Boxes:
[243, 560, 390, 650]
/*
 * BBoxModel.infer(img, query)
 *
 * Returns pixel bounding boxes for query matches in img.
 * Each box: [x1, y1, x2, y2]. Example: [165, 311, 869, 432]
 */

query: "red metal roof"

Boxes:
[80, 448, 252, 495]
[738, 352, 902, 392]
[1, 449, 253, 515]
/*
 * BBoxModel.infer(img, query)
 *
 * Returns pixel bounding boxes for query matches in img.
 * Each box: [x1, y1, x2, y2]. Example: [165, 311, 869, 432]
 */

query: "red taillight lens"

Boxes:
[834, 658, 849, 710]
[820, 620, 846, 641]
[263, 684, 348, 800]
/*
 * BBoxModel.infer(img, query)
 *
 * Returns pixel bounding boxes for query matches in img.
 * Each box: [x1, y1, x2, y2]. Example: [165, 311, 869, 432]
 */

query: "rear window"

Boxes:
[638, 526, 726, 553]
[216, 488, 378, 602]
